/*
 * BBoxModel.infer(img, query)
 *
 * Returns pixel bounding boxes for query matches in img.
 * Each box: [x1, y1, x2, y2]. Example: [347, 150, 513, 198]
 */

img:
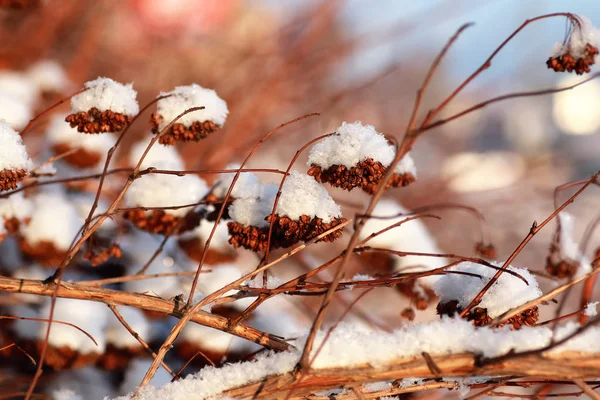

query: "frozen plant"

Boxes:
[0, 119, 34, 191]
[547, 14, 600, 75]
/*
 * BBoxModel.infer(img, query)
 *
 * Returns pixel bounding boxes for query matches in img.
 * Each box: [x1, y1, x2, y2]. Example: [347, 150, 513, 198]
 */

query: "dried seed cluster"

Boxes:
[475, 242, 497, 259]
[547, 43, 599, 75]
[150, 113, 219, 145]
[177, 236, 238, 264]
[52, 142, 102, 169]
[396, 279, 437, 310]
[123, 209, 200, 235]
[65, 107, 132, 134]
[19, 238, 67, 266]
[83, 243, 123, 267]
[545, 257, 578, 279]
[308, 158, 415, 194]
[97, 344, 144, 371]
[227, 214, 347, 252]
[436, 300, 539, 330]
[0, 168, 27, 192]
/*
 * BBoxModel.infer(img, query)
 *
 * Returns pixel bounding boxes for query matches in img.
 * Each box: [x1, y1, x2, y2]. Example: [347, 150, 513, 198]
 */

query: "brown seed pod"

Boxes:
[475, 242, 497, 259]
[396, 279, 437, 310]
[52, 142, 103, 169]
[19, 238, 68, 266]
[123, 209, 201, 236]
[150, 112, 219, 145]
[177, 236, 238, 265]
[308, 158, 415, 194]
[0, 168, 27, 192]
[547, 43, 599, 75]
[96, 344, 145, 371]
[65, 107, 132, 134]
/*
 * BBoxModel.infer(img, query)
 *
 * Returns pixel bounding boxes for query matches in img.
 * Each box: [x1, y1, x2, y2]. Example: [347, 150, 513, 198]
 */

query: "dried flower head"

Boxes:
[48, 115, 115, 169]
[547, 15, 600, 75]
[0, 191, 33, 234]
[123, 164, 208, 235]
[66, 77, 139, 133]
[227, 172, 346, 252]
[307, 122, 416, 193]
[178, 218, 238, 264]
[0, 120, 33, 191]
[475, 242, 497, 259]
[436, 300, 539, 330]
[151, 84, 228, 145]
[545, 212, 592, 279]
[83, 243, 123, 267]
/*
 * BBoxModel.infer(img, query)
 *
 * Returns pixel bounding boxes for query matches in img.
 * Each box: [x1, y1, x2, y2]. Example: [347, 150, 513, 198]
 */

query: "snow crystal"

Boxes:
[105, 306, 152, 349]
[38, 298, 108, 354]
[119, 359, 172, 396]
[111, 317, 600, 400]
[71, 77, 139, 115]
[212, 163, 261, 199]
[585, 301, 599, 317]
[0, 119, 34, 171]
[125, 170, 209, 217]
[552, 15, 600, 58]
[22, 190, 83, 251]
[0, 190, 33, 221]
[0, 71, 39, 105]
[0, 92, 32, 130]
[307, 121, 417, 176]
[128, 139, 184, 170]
[433, 262, 542, 318]
[359, 199, 448, 285]
[229, 172, 341, 227]
[157, 84, 228, 130]
[47, 114, 116, 153]
[28, 60, 70, 93]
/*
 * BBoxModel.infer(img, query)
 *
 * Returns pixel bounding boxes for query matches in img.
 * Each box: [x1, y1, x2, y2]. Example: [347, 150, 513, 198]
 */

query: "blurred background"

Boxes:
[2, 1, 600, 398]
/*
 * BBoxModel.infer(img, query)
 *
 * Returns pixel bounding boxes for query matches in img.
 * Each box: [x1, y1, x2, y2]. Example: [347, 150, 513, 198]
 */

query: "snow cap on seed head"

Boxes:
[0, 120, 34, 171]
[156, 84, 228, 130]
[71, 77, 139, 115]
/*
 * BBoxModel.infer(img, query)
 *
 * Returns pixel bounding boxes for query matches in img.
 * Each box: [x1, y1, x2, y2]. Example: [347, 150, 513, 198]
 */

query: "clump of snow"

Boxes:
[0, 92, 32, 130]
[229, 172, 341, 227]
[120, 359, 172, 396]
[71, 77, 139, 115]
[362, 381, 392, 393]
[111, 316, 600, 400]
[47, 114, 116, 153]
[35, 161, 57, 176]
[307, 121, 417, 176]
[156, 84, 228, 129]
[125, 171, 209, 217]
[106, 306, 152, 349]
[552, 15, 600, 58]
[52, 388, 82, 400]
[244, 271, 284, 289]
[179, 323, 252, 355]
[352, 273, 375, 281]
[179, 218, 231, 251]
[359, 199, 448, 285]
[585, 301, 599, 317]
[433, 262, 542, 318]
[128, 139, 185, 170]
[0, 190, 33, 222]
[28, 60, 70, 93]
[21, 190, 83, 251]
[49, 366, 114, 400]
[557, 212, 592, 277]
[0, 119, 34, 171]
[37, 298, 108, 354]
[0, 71, 39, 106]
[211, 163, 261, 199]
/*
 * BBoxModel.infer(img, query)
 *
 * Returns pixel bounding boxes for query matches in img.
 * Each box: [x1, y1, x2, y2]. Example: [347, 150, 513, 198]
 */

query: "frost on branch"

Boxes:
[123, 166, 208, 235]
[359, 199, 448, 309]
[227, 171, 346, 252]
[307, 121, 416, 193]
[434, 262, 542, 329]
[0, 120, 34, 191]
[67, 77, 139, 133]
[47, 115, 116, 169]
[151, 84, 228, 145]
[547, 15, 600, 75]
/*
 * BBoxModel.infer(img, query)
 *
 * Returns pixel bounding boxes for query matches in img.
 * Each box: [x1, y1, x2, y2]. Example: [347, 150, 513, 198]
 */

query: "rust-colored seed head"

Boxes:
[475, 242, 497, 259]
[0, 168, 27, 192]
[178, 236, 239, 265]
[308, 158, 415, 194]
[546, 43, 599, 75]
[19, 238, 68, 266]
[227, 214, 347, 252]
[65, 107, 132, 134]
[545, 255, 578, 279]
[401, 307, 416, 321]
[97, 344, 144, 371]
[150, 113, 219, 145]
[52, 143, 103, 169]
[83, 243, 123, 266]
[3, 216, 24, 234]
[34, 341, 100, 370]
[123, 209, 201, 236]
[437, 300, 539, 330]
